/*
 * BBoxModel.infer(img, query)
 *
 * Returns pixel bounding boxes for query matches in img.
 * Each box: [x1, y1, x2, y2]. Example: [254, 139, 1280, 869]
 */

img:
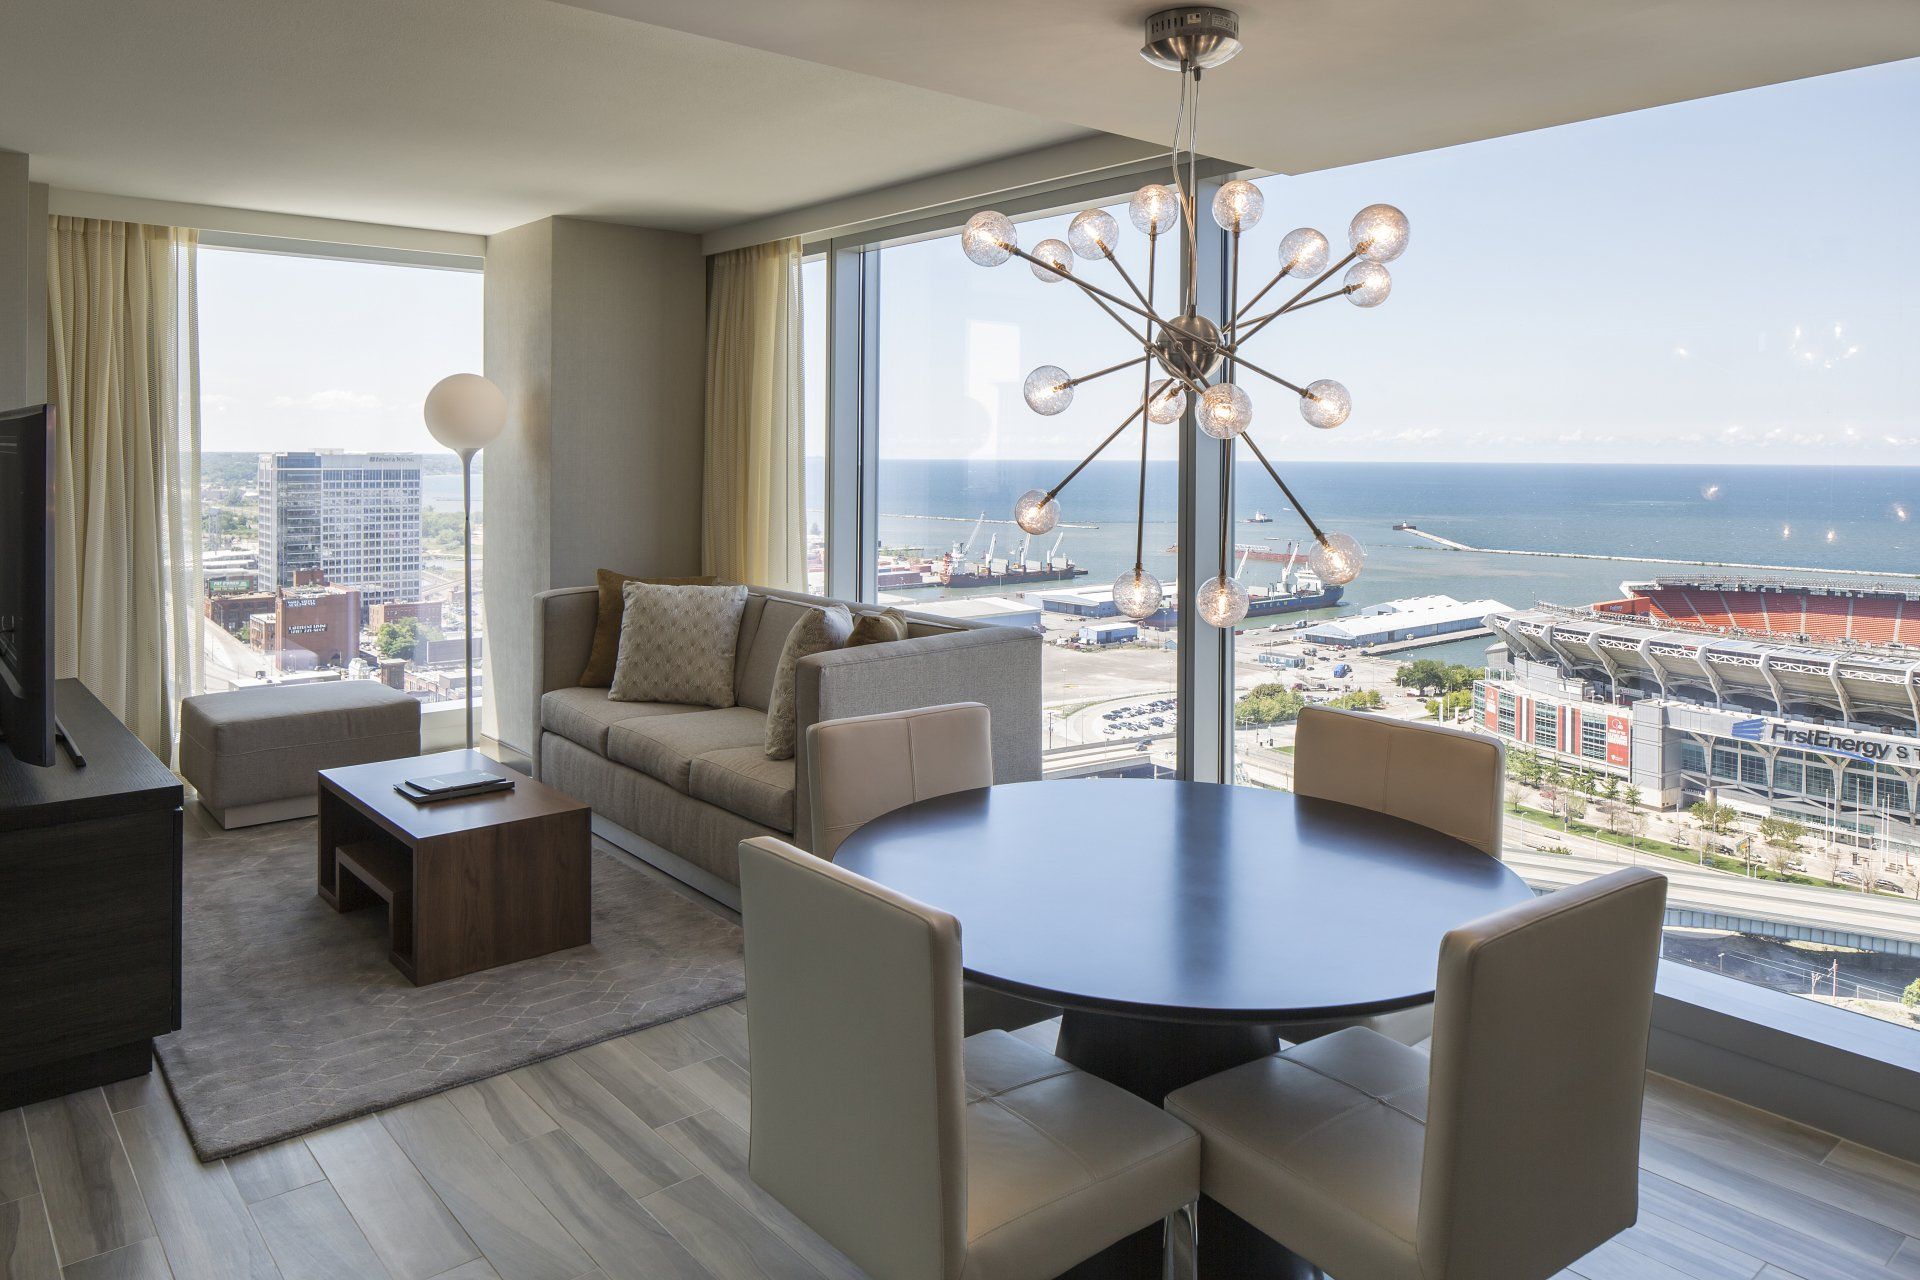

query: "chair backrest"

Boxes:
[1292, 706, 1506, 858]
[1418, 867, 1668, 1280]
[737, 836, 969, 1280]
[806, 703, 994, 858]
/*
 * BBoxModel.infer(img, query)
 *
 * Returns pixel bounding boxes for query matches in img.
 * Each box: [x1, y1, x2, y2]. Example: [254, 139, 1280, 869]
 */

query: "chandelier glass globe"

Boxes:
[1031, 238, 1074, 284]
[1299, 379, 1351, 429]
[1112, 568, 1165, 620]
[1129, 184, 1181, 236]
[1013, 488, 1060, 535]
[1023, 366, 1074, 416]
[1211, 180, 1264, 232]
[1348, 204, 1410, 262]
[1309, 531, 1366, 585]
[1195, 575, 1251, 628]
[1278, 227, 1330, 278]
[1198, 383, 1253, 439]
[1067, 209, 1120, 260]
[962, 211, 1017, 266]
[1344, 260, 1391, 307]
[1146, 379, 1188, 424]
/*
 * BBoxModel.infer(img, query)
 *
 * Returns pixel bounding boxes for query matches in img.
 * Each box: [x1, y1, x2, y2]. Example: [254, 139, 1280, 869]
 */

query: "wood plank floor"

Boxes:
[5, 1011, 1919, 1278]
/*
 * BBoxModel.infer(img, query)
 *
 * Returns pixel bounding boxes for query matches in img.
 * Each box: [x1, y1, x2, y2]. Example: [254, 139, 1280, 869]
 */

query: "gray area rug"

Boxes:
[157, 814, 745, 1160]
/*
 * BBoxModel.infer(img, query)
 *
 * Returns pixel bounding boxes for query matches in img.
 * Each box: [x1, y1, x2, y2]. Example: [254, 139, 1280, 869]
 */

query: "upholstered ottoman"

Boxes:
[180, 683, 421, 828]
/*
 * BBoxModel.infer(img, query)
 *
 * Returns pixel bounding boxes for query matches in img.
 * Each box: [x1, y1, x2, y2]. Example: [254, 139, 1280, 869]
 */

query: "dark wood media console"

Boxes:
[0, 679, 183, 1109]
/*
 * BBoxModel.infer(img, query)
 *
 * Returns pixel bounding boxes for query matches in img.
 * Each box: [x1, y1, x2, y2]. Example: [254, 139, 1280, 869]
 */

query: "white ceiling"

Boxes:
[4, 0, 1918, 240]
[0, 0, 1092, 236]
[561, 0, 1920, 180]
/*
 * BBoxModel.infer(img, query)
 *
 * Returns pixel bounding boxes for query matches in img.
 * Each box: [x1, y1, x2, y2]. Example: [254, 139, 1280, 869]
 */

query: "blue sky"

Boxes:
[865, 57, 1920, 464]
[203, 57, 1918, 467]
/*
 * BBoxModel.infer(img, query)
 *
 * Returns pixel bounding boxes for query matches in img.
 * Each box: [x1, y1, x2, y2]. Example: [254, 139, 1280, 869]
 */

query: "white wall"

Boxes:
[483, 216, 705, 753]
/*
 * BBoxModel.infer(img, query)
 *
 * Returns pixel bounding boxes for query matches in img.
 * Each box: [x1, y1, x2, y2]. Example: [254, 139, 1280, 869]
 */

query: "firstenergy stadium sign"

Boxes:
[1731, 718, 1919, 764]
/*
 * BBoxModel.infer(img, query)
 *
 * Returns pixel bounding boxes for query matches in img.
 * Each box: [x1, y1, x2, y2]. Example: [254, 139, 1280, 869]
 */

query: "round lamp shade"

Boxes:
[424, 374, 507, 451]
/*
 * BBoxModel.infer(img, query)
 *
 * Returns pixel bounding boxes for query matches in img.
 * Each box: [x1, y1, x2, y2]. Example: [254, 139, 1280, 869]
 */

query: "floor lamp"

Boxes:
[424, 373, 507, 749]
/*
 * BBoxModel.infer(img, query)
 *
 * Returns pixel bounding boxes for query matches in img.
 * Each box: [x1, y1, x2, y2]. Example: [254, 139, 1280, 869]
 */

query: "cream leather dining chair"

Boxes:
[1166, 866, 1667, 1280]
[1283, 705, 1506, 1044]
[807, 702, 1054, 1035]
[738, 835, 1201, 1280]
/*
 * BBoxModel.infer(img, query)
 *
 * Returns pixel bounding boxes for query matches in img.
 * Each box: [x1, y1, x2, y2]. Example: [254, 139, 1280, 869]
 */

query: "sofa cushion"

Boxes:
[607, 706, 769, 793]
[765, 604, 852, 760]
[578, 568, 717, 687]
[690, 746, 797, 832]
[734, 597, 811, 712]
[541, 687, 698, 755]
[609, 582, 747, 707]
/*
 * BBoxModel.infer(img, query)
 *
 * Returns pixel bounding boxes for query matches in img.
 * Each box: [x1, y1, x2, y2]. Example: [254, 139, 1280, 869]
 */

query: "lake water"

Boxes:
[846, 461, 1920, 666]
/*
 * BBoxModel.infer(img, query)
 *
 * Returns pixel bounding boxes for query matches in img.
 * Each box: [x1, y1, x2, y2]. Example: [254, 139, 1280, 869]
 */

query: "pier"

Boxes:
[1395, 525, 1920, 581]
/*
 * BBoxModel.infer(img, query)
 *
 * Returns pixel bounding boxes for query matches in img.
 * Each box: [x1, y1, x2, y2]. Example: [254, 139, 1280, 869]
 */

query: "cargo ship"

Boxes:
[937, 529, 1088, 588]
[1137, 546, 1343, 629]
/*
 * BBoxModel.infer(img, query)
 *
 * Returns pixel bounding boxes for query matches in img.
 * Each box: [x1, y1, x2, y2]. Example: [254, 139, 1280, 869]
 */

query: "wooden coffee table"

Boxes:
[317, 749, 591, 985]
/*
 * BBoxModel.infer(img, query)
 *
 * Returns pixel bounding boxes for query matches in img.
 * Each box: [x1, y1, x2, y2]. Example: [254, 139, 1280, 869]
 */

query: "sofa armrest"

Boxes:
[791, 625, 1042, 849]
[529, 586, 598, 778]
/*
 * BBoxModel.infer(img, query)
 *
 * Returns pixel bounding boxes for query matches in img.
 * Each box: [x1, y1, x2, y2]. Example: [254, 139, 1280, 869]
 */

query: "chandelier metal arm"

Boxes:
[1273, 284, 1360, 315]
[1228, 265, 1292, 327]
[1233, 249, 1361, 345]
[1133, 232, 1159, 573]
[1102, 246, 1155, 312]
[1241, 429, 1329, 545]
[1065, 354, 1151, 389]
[1009, 246, 1160, 325]
[1227, 352, 1311, 398]
[1046, 403, 1149, 502]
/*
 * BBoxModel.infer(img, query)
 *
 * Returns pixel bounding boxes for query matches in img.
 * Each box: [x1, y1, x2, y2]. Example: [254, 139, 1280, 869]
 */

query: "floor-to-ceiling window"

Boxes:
[1224, 58, 1920, 1032]
[868, 201, 1185, 777]
[197, 248, 484, 710]
[801, 253, 829, 594]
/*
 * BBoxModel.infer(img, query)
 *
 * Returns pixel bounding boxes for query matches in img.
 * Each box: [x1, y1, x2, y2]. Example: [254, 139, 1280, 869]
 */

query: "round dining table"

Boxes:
[834, 776, 1537, 1279]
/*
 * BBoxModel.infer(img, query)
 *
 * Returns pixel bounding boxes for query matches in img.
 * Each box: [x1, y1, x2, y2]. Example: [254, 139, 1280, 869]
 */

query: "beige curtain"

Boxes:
[702, 237, 804, 588]
[46, 216, 203, 759]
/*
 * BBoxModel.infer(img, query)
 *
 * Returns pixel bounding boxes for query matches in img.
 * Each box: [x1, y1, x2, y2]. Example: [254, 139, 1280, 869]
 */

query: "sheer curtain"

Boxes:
[46, 216, 203, 759]
[702, 237, 804, 589]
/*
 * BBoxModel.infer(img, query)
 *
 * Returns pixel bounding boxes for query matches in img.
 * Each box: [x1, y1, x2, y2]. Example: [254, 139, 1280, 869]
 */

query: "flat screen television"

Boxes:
[0, 404, 55, 768]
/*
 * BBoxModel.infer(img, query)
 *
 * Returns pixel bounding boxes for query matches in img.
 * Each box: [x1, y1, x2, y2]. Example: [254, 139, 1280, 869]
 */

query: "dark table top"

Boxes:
[320, 749, 587, 843]
[833, 778, 1536, 1023]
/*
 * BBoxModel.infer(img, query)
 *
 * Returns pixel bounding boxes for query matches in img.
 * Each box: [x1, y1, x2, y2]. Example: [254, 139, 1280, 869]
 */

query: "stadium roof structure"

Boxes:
[1489, 586, 1920, 735]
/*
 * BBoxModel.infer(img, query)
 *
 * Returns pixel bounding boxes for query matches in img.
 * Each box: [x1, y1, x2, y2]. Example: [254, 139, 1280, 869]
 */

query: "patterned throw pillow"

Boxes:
[578, 568, 717, 687]
[608, 582, 748, 707]
[765, 604, 853, 759]
[846, 607, 911, 648]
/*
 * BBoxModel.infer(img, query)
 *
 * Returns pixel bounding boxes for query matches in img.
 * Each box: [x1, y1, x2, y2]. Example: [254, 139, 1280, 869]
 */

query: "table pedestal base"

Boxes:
[1052, 1011, 1325, 1280]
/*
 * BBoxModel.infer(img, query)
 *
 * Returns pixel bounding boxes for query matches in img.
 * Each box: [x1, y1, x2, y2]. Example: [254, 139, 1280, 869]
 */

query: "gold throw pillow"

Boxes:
[846, 608, 911, 648]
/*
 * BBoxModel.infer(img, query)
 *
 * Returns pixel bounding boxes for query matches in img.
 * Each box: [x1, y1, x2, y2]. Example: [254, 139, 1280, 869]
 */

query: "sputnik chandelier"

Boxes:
[961, 6, 1409, 628]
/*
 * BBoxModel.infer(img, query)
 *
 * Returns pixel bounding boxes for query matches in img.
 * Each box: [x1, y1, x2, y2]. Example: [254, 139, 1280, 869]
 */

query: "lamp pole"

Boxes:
[424, 373, 506, 754]
[460, 445, 477, 748]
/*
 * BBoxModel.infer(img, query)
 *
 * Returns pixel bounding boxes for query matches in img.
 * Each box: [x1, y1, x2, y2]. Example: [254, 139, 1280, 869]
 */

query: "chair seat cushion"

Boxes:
[690, 746, 797, 832]
[540, 686, 697, 755]
[960, 1031, 1198, 1280]
[1165, 1028, 1427, 1280]
[607, 707, 769, 793]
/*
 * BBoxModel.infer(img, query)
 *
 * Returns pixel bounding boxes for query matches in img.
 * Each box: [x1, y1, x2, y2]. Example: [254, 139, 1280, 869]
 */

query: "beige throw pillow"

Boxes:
[765, 604, 852, 759]
[609, 582, 747, 707]
[846, 607, 911, 648]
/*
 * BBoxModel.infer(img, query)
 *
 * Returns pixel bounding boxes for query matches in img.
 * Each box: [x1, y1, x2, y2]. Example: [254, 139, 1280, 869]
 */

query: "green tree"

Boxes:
[1327, 689, 1384, 712]
[1508, 746, 1543, 786]
[1394, 659, 1449, 696]
[373, 616, 440, 661]
[1690, 799, 1737, 835]
[1598, 774, 1621, 803]
[1440, 664, 1483, 693]
[1904, 978, 1920, 1011]
[1759, 815, 1808, 853]
[1234, 682, 1307, 728]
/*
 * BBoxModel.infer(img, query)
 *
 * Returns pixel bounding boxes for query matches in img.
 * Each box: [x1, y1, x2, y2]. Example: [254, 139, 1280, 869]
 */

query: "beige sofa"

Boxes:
[531, 584, 1042, 905]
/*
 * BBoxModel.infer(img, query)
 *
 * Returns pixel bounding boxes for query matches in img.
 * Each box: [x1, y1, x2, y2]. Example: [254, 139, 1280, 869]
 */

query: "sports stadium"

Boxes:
[1477, 575, 1920, 866]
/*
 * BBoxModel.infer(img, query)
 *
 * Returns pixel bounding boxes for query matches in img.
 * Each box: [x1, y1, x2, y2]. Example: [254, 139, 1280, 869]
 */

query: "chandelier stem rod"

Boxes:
[1065, 354, 1150, 389]
[1010, 246, 1158, 324]
[1229, 266, 1291, 326]
[1218, 225, 1239, 582]
[1047, 404, 1148, 502]
[1229, 353, 1311, 398]
[1135, 230, 1157, 572]
[1274, 286, 1359, 314]
[1242, 430, 1329, 545]
[1103, 247, 1153, 312]
[1234, 249, 1360, 345]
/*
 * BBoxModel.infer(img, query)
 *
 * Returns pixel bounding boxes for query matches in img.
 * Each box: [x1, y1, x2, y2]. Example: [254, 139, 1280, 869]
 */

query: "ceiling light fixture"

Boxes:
[967, 6, 1407, 626]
